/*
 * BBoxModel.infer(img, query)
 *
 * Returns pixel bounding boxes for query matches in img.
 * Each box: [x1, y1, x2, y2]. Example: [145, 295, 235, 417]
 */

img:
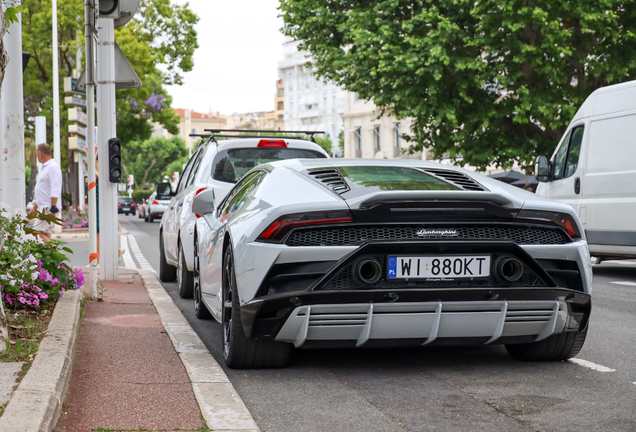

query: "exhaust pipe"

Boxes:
[356, 259, 382, 284]
[497, 257, 524, 282]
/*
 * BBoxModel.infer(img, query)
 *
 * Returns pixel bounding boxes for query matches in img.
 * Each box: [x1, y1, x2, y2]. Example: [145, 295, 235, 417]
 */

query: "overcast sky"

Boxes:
[166, 0, 286, 116]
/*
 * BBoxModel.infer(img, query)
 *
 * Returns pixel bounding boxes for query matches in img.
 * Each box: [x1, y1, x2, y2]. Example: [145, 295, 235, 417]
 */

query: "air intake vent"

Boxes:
[423, 168, 487, 191]
[307, 169, 350, 194]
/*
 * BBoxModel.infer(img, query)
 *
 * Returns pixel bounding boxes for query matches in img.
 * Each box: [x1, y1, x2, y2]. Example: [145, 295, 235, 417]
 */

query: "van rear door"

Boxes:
[539, 123, 586, 215]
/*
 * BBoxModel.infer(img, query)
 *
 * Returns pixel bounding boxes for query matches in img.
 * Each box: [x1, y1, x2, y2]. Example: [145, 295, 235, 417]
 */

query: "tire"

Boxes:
[177, 241, 194, 299]
[505, 327, 588, 361]
[159, 232, 177, 282]
[125, 213, 129, 216]
[222, 245, 291, 369]
[149, 213, 154, 223]
[193, 237, 211, 319]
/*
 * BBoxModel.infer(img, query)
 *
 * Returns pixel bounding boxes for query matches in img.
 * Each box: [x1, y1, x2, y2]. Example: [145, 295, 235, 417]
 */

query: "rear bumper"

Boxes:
[243, 288, 590, 348]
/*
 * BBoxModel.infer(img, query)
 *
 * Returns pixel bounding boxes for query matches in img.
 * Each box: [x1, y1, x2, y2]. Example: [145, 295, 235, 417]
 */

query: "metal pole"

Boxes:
[85, 0, 98, 299]
[1, 0, 25, 214]
[97, 18, 118, 280]
[52, 0, 61, 166]
[251, 112, 261, 130]
[35, 116, 46, 173]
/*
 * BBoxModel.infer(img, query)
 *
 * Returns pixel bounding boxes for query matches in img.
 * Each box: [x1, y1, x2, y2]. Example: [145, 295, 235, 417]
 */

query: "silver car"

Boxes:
[157, 132, 330, 300]
[144, 191, 170, 223]
[191, 159, 592, 369]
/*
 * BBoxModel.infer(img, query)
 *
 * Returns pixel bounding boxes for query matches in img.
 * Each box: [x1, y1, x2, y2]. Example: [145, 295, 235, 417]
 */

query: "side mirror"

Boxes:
[535, 155, 551, 182]
[192, 189, 216, 217]
[157, 183, 172, 196]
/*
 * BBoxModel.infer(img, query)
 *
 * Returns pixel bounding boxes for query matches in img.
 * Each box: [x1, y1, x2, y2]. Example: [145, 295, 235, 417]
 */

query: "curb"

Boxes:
[137, 269, 260, 432]
[0, 286, 84, 432]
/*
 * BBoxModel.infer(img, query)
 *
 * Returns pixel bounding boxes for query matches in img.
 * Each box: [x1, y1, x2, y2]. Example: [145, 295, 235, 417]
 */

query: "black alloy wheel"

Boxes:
[177, 241, 194, 298]
[222, 245, 291, 369]
[193, 237, 211, 319]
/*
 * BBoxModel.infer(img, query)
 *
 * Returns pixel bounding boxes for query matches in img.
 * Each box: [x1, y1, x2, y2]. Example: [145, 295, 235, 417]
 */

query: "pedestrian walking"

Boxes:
[28, 143, 63, 243]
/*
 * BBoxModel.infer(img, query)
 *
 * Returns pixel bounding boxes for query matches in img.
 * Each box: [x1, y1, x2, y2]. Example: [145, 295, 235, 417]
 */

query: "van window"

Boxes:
[553, 126, 584, 180]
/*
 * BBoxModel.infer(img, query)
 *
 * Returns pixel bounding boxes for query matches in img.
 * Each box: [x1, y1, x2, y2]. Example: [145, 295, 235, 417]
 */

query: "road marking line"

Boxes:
[121, 235, 137, 269]
[569, 358, 616, 373]
[611, 281, 636, 286]
[127, 234, 154, 270]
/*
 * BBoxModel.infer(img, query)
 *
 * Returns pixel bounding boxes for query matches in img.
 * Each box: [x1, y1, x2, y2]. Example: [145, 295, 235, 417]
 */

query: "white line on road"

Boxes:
[121, 235, 137, 269]
[611, 281, 636, 286]
[126, 234, 154, 270]
[568, 358, 616, 373]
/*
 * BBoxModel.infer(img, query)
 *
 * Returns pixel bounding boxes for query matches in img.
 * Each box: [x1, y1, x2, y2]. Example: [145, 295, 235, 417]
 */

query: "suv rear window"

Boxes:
[338, 166, 460, 191]
[118, 197, 133, 204]
[212, 148, 326, 183]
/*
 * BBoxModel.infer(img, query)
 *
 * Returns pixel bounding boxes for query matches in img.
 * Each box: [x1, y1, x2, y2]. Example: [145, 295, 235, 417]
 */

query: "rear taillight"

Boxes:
[258, 210, 352, 242]
[117, 203, 121, 206]
[131, 202, 136, 206]
[152, 200, 159, 205]
[516, 210, 582, 239]
[194, 188, 207, 218]
[257, 139, 287, 148]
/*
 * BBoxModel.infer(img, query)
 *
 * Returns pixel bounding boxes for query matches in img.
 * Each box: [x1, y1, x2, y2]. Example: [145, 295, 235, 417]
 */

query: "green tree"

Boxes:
[122, 136, 187, 188]
[314, 136, 333, 154]
[280, 1, 636, 169]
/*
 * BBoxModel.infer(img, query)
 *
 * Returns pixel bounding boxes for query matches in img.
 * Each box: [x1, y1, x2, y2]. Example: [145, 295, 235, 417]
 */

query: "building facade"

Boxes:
[343, 92, 424, 160]
[278, 39, 344, 155]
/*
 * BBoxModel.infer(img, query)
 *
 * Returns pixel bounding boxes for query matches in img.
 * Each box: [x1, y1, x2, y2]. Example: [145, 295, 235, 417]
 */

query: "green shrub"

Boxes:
[132, 189, 154, 204]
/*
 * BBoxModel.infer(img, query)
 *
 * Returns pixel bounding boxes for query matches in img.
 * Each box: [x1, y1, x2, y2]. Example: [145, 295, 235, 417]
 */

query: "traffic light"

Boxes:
[108, 138, 122, 183]
[99, 0, 120, 18]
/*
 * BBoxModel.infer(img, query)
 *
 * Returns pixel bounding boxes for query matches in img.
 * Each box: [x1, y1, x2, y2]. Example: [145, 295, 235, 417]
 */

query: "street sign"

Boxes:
[69, 136, 87, 152]
[69, 124, 87, 137]
[77, 42, 141, 90]
[68, 108, 87, 125]
[127, 174, 134, 186]
[65, 96, 87, 107]
[64, 76, 96, 96]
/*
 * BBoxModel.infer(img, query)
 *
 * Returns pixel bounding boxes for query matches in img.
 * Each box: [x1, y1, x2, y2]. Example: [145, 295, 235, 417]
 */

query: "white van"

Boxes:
[535, 80, 636, 261]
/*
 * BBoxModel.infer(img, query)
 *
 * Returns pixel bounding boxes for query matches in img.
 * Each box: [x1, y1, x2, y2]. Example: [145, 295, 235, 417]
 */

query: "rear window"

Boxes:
[338, 166, 460, 191]
[212, 148, 326, 183]
[156, 194, 171, 201]
[118, 197, 133, 203]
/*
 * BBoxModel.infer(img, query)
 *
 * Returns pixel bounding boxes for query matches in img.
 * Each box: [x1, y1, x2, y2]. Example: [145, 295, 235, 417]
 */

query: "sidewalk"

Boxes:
[56, 269, 204, 431]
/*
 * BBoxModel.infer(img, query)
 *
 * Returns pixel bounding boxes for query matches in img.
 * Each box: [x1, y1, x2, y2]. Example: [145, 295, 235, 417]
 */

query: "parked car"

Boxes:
[190, 159, 592, 369]
[145, 191, 171, 223]
[157, 131, 330, 301]
[117, 196, 136, 215]
[535, 79, 636, 261]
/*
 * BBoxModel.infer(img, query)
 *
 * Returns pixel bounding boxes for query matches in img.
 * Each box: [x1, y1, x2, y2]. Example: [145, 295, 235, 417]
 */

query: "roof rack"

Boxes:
[197, 128, 325, 143]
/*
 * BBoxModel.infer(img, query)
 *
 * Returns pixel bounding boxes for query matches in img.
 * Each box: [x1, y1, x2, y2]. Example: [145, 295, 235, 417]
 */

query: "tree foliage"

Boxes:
[280, 0, 636, 169]
[20, 0, 198, 169]
[121, 136, 187, 188]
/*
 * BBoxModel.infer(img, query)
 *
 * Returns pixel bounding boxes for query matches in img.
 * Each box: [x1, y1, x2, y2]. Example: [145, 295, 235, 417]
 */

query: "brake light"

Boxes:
[131, 202, 136, 206]
[257, 139, 287, 148]
[194, 188, 207, 218]
[258, 211, 352, 241]
[117, 203, 121, 206]
[152, 200, 159, 205]
[516, 210, 582, 239]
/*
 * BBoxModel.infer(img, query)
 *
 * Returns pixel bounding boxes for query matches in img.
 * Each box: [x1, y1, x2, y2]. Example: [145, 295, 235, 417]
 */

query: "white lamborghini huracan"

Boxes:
[191, 159, 592, 369]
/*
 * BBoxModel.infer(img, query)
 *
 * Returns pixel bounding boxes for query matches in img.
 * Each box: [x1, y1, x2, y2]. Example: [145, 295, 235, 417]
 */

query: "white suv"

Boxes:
[157, 131, 330, 298]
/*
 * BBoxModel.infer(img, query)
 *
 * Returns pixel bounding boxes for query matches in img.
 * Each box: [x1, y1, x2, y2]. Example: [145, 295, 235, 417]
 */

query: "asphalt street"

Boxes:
[66, 215, 636, 432]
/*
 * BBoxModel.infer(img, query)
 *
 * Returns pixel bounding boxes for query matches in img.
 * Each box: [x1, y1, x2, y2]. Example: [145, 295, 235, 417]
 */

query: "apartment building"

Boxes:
[343, 92, 424, 159]
[278, 38, 344, 155]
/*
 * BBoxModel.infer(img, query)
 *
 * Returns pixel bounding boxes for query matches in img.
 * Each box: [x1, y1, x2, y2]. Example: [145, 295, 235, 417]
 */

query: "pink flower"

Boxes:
[39, 292, 48, 300]
[51, 277, 59, 285]
[6, 294, 13, 305]
[18, 297, 26, 304]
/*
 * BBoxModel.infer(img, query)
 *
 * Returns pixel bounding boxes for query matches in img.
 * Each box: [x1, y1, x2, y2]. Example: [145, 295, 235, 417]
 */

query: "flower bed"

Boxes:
[1, 208, 84, 357]
[61, 205, 88, 230]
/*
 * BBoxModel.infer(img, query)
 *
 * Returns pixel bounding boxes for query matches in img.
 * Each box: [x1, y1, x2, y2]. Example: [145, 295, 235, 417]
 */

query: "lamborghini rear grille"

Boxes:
[285, 225, 570, 247]
[319, 257, 545, 291]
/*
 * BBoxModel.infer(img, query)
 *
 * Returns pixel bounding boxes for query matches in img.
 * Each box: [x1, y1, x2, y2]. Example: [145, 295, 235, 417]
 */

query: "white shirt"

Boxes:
[35, 159, 63, 208]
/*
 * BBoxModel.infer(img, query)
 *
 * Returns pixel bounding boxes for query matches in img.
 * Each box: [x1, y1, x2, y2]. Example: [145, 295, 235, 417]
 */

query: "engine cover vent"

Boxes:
[422, 168, 487, 191]
[307, 168, 350, 194]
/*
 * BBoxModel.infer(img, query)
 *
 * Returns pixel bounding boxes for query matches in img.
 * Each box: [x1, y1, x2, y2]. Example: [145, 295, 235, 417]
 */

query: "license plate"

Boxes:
[387, 255, 491, 279]
[122, 207, 130, 211]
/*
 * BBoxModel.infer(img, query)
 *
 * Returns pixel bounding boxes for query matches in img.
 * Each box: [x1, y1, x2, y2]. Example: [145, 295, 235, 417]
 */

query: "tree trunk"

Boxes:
[0, 7, 10, 354]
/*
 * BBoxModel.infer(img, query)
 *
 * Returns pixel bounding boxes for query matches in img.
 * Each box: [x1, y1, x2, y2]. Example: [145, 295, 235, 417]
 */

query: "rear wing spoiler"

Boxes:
[190, 129, 325, 144]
